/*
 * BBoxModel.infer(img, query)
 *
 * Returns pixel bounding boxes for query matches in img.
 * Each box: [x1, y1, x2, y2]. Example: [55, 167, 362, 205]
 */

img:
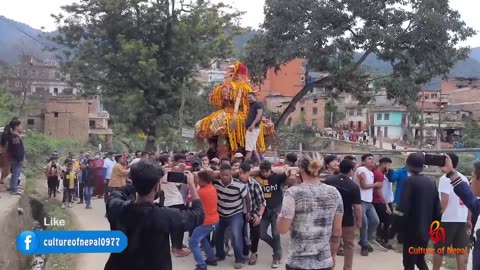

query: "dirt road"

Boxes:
[66, 197, 420, 270]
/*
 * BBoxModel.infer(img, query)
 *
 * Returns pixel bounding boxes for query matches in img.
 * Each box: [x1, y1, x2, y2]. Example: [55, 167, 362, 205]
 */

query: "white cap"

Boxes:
[234, 153, 244, 158]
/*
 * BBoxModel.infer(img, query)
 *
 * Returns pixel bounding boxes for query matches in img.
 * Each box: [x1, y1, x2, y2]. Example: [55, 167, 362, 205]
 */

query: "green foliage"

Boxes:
[51, 0, 241, 141]
[23, 131, 81, 177]
[462, 119, 480, 148]
[0, 88, 16, 124]
[244, 0, 476, 127]
[457, 154, 476, 176]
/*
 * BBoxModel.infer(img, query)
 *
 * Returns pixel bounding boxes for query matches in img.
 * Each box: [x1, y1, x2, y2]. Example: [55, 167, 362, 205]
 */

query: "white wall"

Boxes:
[375, 126, 404, 139]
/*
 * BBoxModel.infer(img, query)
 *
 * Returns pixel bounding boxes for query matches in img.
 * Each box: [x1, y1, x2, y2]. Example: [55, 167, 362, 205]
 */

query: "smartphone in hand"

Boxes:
[424, 154, 446, 167]
[167, 172, 187, 184]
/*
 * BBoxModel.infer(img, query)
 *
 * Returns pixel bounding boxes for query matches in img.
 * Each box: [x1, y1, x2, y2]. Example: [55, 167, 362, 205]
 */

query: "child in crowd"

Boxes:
[62, 162, 77, 208]
[45, 157, 60, 198]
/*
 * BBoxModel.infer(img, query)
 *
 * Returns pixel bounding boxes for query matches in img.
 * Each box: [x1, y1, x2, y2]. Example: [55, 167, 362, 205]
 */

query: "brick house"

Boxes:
[24, 96, 113, 144]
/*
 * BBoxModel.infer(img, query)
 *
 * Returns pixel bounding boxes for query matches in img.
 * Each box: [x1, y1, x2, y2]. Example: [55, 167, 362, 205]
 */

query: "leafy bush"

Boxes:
[0, 88, 16, 124]
[457, 154, 476, 176]
[23, 131, 82, 177]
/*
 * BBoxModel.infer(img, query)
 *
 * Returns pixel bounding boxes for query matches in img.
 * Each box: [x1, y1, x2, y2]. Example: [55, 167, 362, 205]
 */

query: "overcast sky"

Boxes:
[1, 0, 479, 47]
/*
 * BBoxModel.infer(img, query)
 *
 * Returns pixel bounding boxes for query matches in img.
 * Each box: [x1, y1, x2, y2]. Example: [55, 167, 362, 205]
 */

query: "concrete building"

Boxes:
[265, 93, 327, 129]
[338, 106, 368, 131]
[372, 108, 408, 140]
[4, 56, 79, 98]
[197, 59, 232, 84]
[258, 59, 305, 101]
[24, 96, 112, 144]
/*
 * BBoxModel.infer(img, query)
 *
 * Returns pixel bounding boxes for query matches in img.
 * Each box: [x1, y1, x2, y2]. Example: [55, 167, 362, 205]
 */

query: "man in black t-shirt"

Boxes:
[325, 159, 362, 270]
[254, 160, 292, 268]
[245, 92, 263, 162]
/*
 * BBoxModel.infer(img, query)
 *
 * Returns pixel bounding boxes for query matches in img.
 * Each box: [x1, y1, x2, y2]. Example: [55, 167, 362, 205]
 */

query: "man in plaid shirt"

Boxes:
[239, 163, 266, 265]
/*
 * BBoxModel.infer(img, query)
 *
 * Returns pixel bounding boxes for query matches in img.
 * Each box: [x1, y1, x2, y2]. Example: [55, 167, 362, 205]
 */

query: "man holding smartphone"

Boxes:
[105, 160, 204, 270]
[433, 153, 470, 270]
[442, 156, 480, 270]
[162, 153, 190, 257]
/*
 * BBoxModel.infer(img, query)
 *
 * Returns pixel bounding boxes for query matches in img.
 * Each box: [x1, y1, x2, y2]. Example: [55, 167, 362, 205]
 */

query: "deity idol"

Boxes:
[195, 61, 275, 158]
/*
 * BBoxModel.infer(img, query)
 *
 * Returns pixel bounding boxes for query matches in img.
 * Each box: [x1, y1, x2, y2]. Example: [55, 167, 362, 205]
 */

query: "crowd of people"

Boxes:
[102, 149, 479, 270]
[1, 117, 479, 270]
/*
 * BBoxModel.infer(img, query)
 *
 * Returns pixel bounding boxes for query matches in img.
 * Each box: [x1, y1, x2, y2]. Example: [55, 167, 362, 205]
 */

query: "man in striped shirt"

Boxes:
[213, 163, 252, 269]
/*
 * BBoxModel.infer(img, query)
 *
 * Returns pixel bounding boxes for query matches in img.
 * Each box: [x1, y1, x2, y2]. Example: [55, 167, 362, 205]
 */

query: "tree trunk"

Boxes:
[144, 127, 158, 153]
[179, 78, 186, 130]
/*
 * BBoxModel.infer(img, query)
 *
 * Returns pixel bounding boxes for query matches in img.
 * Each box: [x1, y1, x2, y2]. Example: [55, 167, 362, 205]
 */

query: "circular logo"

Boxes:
[16, 231, 39, 254]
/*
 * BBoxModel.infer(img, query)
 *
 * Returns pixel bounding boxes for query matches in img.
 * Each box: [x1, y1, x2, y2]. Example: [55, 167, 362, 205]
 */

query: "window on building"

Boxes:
[384, 113, 390, 120]
[300, 107, 305, 112]
[313, 99, 318, 104]
[54, 112, 59, 118]
[377, 113, 382, 120]
[54, 88, 59, 94]
[90, 120, 96, 128]
[349, 109, 355, 116]
[425, 95, 429, 100]
[427, 113, 431, 116]
[15, 81, 20, 87]
[27, 119, 35, 125]
[313, 107, 318, 115]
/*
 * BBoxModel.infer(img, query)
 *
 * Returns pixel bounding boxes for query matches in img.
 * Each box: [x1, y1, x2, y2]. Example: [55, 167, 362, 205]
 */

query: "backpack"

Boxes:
[47, 163, 59, 177]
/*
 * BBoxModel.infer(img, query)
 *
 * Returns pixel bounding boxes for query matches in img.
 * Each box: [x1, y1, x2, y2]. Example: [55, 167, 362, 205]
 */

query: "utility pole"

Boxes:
[438, 87, 443, 143]
[420, 92, 425, 148]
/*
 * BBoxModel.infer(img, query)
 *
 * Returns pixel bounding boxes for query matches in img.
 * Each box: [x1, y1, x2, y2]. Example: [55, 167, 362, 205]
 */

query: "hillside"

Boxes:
[1, 15, 479, 79]
[471, 47, 480, 62]
[0, 16, 58, 64]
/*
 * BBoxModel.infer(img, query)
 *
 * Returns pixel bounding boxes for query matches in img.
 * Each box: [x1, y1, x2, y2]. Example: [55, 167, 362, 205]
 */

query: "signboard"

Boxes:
[181, 128, 195, 139]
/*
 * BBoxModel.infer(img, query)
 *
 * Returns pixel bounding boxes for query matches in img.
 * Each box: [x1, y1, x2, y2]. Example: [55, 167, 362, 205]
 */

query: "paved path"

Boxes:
[67, 198, 413, 270]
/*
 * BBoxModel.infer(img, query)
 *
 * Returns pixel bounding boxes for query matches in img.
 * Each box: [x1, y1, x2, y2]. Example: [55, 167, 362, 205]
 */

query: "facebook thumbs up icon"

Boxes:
[16, 231, 39, 254]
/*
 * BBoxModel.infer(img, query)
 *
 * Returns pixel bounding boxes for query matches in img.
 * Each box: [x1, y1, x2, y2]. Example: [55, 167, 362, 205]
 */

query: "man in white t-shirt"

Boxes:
[433, 154, 470, 270]
[130, 151, 149, 165]
[103, 152, 116, 201]
[355, 154, 382, 256]
[162, 153, 190, 257]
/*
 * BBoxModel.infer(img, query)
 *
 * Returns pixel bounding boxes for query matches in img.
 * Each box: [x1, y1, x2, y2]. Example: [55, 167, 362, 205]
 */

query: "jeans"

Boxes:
[189, 222, 218, 268]
[9, 159, 22, 193]
[360, 202, 380, 248]
[373, 203, 393, 242]
[260, 207, 283, 259]
[84, 186, 94, 206]
[78, 183, 84, 202]
[104, 179, 110, 203]
[62, 188, 74, 203]
[215, 212, 246, 263]
[243, 217, 261, 255]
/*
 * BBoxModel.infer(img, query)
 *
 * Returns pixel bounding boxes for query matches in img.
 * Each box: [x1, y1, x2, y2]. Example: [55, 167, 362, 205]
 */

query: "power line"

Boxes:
[0, 16, 60, 51]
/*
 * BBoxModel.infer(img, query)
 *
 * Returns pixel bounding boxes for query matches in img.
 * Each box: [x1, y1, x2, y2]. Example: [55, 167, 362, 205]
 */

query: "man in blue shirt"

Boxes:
[443, 157, 480, 270]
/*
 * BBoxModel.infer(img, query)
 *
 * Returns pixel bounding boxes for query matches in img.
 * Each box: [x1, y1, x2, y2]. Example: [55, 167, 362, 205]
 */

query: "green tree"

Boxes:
[51, 0, 241, 151]
[0, 88, 17, 124]
[462, 119, 480, 148]
[244, 0, 475, 128]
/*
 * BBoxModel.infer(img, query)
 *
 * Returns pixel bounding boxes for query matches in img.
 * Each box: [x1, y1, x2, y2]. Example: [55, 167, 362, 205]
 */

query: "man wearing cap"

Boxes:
[390, 153, 442, 270]
[234, 153, 245, 164]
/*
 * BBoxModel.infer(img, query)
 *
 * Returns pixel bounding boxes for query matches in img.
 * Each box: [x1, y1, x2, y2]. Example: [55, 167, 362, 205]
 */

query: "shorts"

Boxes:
[433, 222, 468, 250]
[245, 128, 260, 152]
